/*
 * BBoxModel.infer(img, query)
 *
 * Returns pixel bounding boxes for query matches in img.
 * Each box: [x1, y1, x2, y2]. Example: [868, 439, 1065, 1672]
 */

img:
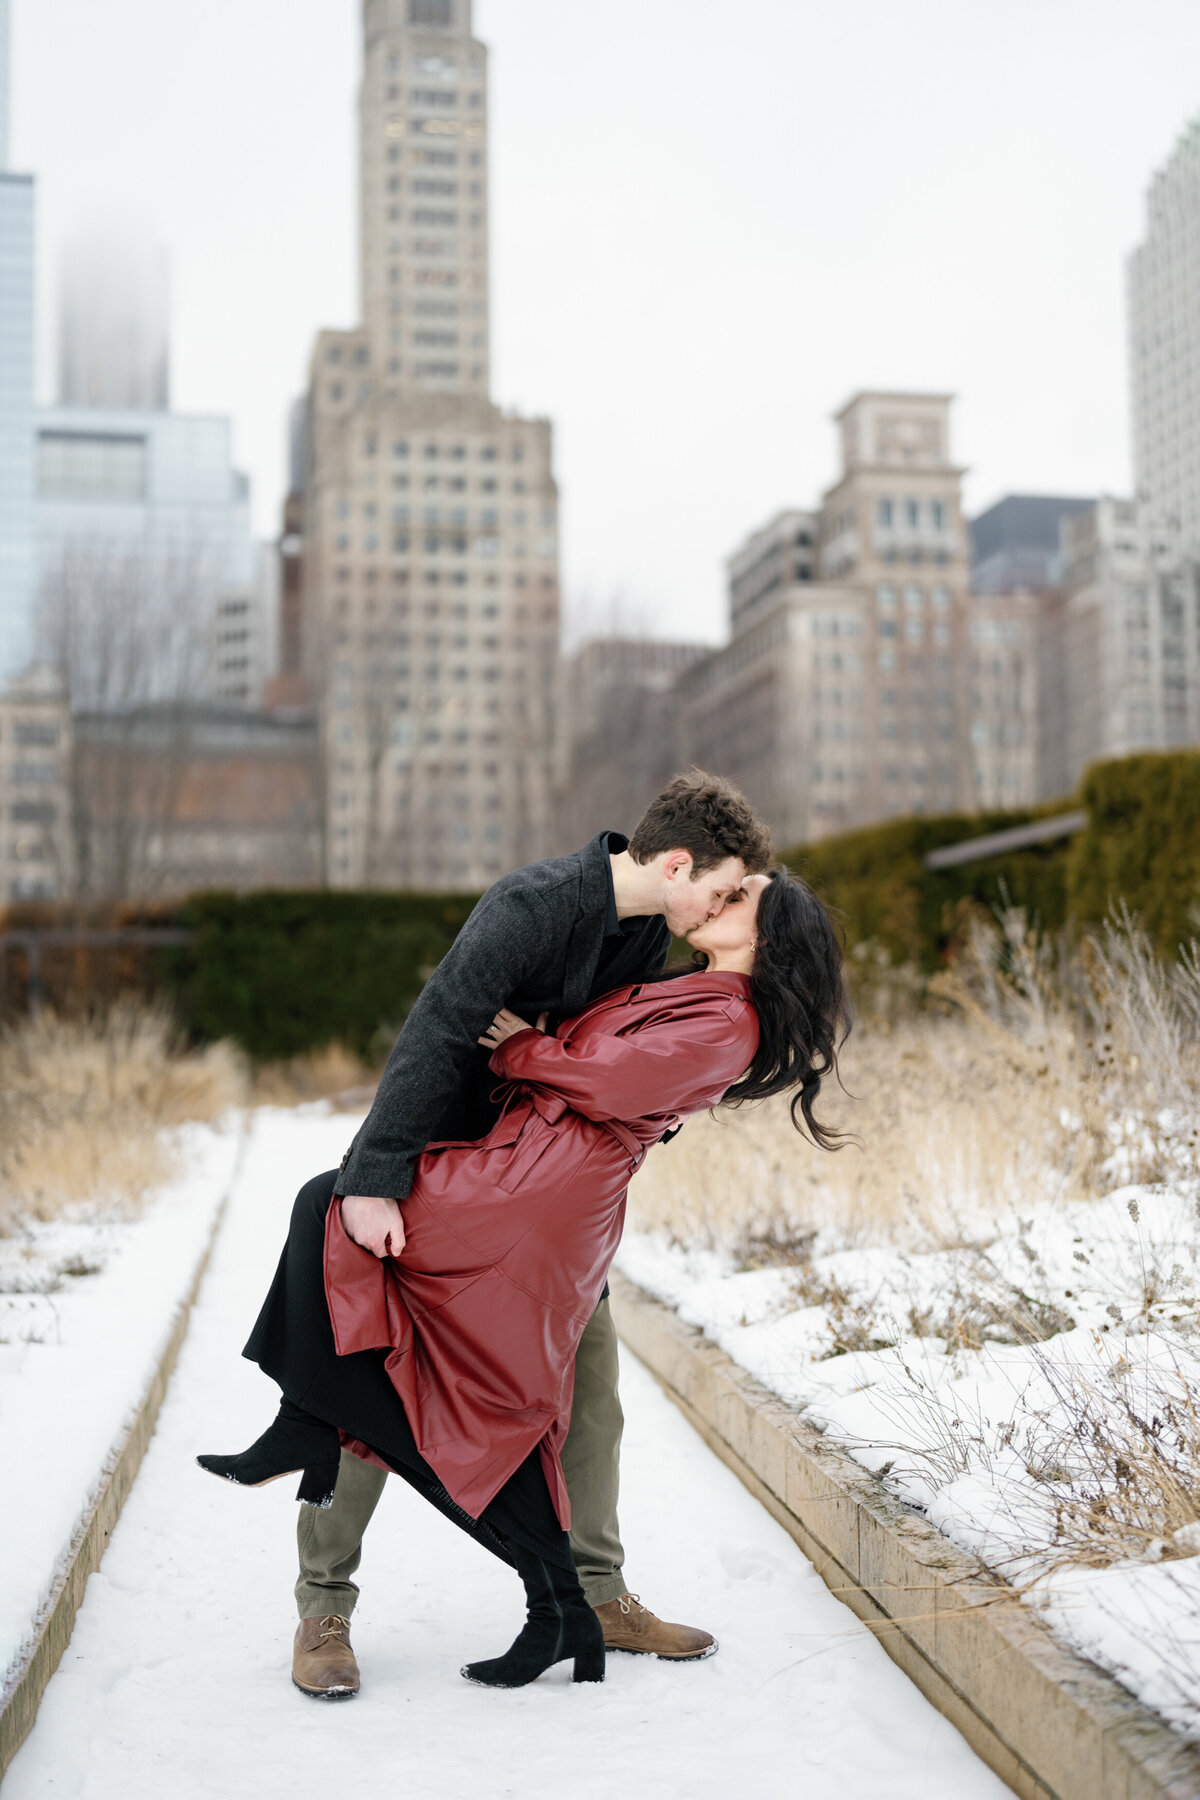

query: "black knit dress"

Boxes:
[242, 1168, 577, 1577]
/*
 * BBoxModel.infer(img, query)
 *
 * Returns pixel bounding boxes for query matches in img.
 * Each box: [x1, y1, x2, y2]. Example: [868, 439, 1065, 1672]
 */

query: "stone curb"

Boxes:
[0, 1157, 241, 1783]
[610, 1270, 1200, 1800]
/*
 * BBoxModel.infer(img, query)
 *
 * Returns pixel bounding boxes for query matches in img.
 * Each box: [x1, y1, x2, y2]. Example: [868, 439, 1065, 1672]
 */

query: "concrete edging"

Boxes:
[0, 1167, 239, 1782]
[610, 1269, 1200, 1800]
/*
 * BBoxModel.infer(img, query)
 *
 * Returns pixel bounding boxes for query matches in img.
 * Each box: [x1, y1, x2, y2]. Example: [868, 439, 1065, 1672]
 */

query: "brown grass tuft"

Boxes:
[629, 905, 1200, 1261]
[0, 1001, 246, 1229]
[251, 1043, 379, 1110]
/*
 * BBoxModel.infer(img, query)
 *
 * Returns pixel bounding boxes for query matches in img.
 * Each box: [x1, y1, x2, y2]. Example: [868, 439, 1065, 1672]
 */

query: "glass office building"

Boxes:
[0, 0, 36, 686]
[34, 405, 259, 706]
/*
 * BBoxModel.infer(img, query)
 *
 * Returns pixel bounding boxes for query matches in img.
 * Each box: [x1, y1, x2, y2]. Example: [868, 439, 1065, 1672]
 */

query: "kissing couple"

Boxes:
[198, 770, 851, 1693]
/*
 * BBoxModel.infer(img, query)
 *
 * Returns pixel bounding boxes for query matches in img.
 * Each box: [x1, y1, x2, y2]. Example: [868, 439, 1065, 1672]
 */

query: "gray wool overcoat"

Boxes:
[333, 831, 673, 1200]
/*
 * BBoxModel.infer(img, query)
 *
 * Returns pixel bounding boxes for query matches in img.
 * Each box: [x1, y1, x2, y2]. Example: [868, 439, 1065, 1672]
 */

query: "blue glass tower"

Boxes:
[0, 0, 36, 684]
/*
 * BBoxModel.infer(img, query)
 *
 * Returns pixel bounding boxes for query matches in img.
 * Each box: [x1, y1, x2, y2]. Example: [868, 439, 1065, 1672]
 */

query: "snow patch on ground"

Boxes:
[0, 1117, 245, 1689]
[616, 1180, 1200, 1743]
[4, 1107, 1009, 1799]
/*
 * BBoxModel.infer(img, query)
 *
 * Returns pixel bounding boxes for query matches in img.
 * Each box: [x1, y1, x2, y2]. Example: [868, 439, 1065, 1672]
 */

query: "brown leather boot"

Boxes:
[292, 1614, 360, 1699]
[593, 1593, 716, 1660]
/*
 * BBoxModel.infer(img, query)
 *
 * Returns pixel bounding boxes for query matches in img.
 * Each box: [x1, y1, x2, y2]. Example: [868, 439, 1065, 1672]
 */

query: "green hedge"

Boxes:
[21, 749, 1186, 1056]
[1066, 752, 1200, 959]
[780, 807, 1072, 972]
[167, 889, 480, 1061]
[781, 750, 1200, 969]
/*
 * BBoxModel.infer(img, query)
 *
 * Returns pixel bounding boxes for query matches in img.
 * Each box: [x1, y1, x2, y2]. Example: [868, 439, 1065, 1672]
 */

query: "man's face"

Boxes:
[661, 854, 747, 938]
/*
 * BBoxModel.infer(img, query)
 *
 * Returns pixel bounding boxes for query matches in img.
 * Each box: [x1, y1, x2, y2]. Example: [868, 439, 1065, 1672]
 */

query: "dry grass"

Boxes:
[630, 905, 1200, 1588]
[629, 906, 1200, 1262]
[1013, 1340, 1200, 1572]
[0, 1002, 246, 1229]
[628, 1012, 1088, 1256]
[251, 1043, 379, 1110]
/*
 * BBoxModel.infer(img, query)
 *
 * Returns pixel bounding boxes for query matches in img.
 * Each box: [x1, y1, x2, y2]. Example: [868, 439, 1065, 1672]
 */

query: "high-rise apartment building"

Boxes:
[816, 393, 971, 826]
[1128, 114, 1200, 546]
[301, 0, 559, 889]
[965, 495, 1097, 808]
[671, 512, 827, 846]
[663, 396, 972, 849]
[1058, 498, 1200, 791]
[558, 637, 709, 845]
[0, 0, 36, 686]
[58, 230, 170, 412]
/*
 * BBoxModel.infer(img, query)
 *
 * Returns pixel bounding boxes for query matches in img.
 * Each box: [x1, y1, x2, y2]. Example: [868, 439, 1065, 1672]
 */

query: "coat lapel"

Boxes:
[559, 832, 613, 1016]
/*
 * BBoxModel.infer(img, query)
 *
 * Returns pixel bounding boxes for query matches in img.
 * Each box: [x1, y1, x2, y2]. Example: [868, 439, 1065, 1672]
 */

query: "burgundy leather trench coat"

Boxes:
[323, 969, 759, 1528]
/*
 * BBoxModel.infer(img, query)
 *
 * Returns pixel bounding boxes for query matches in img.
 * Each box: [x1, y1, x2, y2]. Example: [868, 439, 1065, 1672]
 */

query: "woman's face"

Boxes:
[684, 872, 770, 959]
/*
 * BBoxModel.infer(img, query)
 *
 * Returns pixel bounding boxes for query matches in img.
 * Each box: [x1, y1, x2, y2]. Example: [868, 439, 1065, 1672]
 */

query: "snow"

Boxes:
[0, 1118, 245, 1691]
[615, 1179, 1200, 1745]
[4, 1108, 1009, 1799]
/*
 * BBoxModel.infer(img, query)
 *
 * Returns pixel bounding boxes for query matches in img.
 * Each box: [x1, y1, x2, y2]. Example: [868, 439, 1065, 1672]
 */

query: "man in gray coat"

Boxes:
[292, 771, 773, 1698]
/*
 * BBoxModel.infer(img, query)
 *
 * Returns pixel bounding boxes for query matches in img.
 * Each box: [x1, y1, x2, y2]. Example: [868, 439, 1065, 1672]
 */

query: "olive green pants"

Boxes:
[296, 1296, 628, 1616]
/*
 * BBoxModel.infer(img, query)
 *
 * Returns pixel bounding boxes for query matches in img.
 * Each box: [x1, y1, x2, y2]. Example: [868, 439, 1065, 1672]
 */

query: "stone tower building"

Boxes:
[302, 0, 560, 888]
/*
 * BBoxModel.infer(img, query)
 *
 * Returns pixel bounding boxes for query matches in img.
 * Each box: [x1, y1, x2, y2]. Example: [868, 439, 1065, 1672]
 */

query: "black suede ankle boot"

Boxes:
[462, 1543, 605, 1688]
[197, 1396, 341, 1506]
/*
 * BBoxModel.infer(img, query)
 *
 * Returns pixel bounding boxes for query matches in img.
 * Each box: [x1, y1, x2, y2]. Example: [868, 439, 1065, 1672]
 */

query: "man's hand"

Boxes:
[341, 1195, 406, 1260]
[478, 1008, 549, 1049]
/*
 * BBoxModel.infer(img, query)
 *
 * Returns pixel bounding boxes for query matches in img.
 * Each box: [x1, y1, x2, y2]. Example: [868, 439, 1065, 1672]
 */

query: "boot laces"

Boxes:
[617, 1593, 647, 1618]
[316, 1614, 351, 1644]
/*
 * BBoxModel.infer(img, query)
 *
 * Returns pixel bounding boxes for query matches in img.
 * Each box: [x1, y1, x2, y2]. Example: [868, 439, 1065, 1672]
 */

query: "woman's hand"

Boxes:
[341, 1194, 406, 1259]
[478, 1007, 549, 1049]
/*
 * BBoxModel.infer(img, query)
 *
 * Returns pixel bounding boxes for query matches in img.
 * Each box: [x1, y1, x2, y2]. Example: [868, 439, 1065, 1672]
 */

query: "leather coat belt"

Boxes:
[500, 1081, 653, 1173]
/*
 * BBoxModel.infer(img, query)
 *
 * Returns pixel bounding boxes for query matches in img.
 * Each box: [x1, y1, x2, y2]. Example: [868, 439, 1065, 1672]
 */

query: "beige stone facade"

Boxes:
[656, 395, 971, 851]
[302, 0, 559, 889]
[0, 665, 72, 904]
[1058, 497, 1200, 792]
[965, 589, 1047, 808]
[556, 638, 709, 845]
[816, 392, 971, 827]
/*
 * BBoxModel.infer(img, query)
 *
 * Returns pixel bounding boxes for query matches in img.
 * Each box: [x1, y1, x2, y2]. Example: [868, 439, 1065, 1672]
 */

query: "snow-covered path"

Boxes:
[6, 1111, 1010, 1800]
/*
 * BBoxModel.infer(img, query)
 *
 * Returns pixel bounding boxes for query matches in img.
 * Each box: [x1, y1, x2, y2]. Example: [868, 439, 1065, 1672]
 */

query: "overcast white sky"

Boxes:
[12, 0, 1200, 644]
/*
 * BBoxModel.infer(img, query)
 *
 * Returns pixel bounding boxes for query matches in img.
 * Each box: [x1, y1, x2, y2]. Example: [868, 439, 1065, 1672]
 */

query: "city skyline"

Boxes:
[11, 0, 1200, 646]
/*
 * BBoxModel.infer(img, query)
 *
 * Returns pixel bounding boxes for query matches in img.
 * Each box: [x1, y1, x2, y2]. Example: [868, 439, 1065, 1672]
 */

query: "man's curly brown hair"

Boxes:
[627, 769, 773, 876]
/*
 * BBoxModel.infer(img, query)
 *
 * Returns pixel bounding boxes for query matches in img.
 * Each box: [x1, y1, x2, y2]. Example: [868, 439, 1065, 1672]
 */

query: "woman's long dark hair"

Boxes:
[668, 867, 854, 1151]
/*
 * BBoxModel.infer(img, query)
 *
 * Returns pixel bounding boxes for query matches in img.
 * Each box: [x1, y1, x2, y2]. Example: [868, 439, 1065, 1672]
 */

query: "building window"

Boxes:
[903, 584, 923, 611]
[409, 0, 452, 25]
[876, 583, 896, 611]
[905, 500, 919, 528]
[931, 499, 945, 530]
[38, 430, 147, 503]
[877, 498, 893, 529]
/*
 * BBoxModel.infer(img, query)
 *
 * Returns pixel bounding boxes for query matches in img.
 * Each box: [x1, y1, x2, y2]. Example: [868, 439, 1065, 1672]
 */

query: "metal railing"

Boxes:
[922, 809, 1087, 871]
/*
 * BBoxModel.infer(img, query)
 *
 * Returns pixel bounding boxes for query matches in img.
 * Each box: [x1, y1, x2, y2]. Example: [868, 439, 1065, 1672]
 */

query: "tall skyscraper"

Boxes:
[0, 0, 36, 685]
[1128, 114, 1200, 544]
[301, 0, 560, 889]
[58, 229, 170, 412]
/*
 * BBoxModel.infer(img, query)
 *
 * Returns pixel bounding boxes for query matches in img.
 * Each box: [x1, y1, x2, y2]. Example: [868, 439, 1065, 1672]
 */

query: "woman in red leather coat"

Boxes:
[199, 867, 851, 1689]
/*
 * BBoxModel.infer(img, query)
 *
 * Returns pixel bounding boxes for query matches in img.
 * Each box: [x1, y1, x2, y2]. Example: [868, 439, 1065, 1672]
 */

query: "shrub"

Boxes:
[167, 888, 481, 1062]
[780, 807, 1072, 971]
[1066, 752, 1200, 959]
